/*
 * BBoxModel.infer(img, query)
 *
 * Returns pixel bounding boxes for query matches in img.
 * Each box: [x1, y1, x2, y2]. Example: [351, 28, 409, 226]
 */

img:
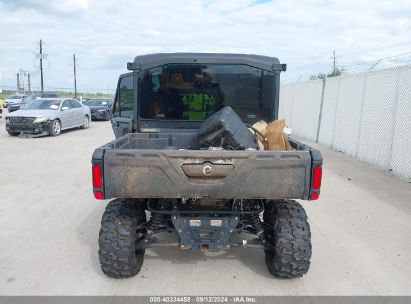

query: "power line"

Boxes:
[341, 51, 411, 69]
[338, 40, 411, 58]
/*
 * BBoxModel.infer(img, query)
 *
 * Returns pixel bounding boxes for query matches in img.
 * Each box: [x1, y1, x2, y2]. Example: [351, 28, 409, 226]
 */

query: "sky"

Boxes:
[0, 0, 411, 93]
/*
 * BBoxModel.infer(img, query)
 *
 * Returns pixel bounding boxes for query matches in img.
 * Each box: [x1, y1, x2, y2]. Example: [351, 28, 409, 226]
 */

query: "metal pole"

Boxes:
[73, 54, 77, 98]
[355, 73, 369, 158]
[315, 77, 326, 143]
[17, 73, 20, 93]
[40, 39, 44, 94]
[20, 69, 26, 95]
[387, 67, 402, 170]
[28, 73, 31, 93]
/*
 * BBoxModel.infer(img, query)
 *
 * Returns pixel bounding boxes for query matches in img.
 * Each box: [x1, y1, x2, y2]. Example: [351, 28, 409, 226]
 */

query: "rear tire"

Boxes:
[263, 200, 311, 278]
[98, 199, 147, 278]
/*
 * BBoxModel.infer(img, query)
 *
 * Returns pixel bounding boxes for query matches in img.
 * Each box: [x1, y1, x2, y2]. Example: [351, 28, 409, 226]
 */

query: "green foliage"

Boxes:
[328, 67, 345, 77]
[0, 89, 113, 100]
[309, 67, 345, 80]
[309, 73, 326, 80]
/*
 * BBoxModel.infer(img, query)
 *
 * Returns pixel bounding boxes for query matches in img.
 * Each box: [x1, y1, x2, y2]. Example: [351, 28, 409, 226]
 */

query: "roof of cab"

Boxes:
[128, 53, 285, 72]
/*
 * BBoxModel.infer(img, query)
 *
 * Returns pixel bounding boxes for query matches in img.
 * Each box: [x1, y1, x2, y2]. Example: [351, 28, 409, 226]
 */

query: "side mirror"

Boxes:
[61, 106, 69, 111]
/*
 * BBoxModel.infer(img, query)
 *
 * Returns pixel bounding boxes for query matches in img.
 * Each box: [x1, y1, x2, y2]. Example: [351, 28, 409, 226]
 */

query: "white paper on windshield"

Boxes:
[102, 101, 108, 105]
[50, 105, 59, 110]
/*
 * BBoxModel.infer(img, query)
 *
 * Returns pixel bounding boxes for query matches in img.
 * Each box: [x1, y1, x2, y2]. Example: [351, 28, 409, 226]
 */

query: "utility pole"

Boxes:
[333, 50, 336, 74]
[27, 73, 31, 93]
[37, 39, 47, 94]
[19, 69, 27, 95]
[39, 39, 44, 94]
[73, 54, 77, 98]
[17, 73, 20, 93]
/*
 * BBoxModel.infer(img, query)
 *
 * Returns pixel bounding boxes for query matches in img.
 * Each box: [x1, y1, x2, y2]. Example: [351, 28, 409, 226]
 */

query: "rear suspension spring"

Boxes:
[146, 199, 172, 231]
[242, 200, 263, 232]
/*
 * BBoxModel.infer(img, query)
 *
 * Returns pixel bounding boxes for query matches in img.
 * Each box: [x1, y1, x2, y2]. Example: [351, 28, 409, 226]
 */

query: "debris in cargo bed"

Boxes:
[196, 105, 292, 151]
[252, 119, 292, 151]
[197, 106, 259, 150]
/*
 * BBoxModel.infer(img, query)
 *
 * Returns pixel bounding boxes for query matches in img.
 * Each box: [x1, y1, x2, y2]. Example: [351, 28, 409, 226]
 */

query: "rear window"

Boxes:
[139, 64, 275, 122]
[7, 95, 23, 99]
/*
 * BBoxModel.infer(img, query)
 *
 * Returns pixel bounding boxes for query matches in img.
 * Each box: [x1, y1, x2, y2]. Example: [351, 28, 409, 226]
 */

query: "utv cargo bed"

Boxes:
[92, 133, 321, 200]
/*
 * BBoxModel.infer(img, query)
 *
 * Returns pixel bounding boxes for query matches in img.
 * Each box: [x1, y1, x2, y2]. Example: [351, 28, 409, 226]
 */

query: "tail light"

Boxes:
[312, 166, 322, 190]
[92, 163, 104, 200]
[92, 164, 102, 188]
[94, 191, 104, 200]
[310, 192, 319, 200]
[310, 165, 322, 200]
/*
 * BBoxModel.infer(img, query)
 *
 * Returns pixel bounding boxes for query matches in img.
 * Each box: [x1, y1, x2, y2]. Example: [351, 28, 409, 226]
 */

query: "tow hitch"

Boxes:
[171, 215, 239, 252]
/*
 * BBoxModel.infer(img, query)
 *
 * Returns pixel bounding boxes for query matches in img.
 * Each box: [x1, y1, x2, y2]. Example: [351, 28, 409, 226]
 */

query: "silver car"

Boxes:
[3, 94, 25, 108]
[5, 98, 91, 136]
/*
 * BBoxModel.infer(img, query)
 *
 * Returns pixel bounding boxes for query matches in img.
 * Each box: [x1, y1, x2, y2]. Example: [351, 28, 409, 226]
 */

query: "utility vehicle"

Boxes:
[92, 53, 322, 279]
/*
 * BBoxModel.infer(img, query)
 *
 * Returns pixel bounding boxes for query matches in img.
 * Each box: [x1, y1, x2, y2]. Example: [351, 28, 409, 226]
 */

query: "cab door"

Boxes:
[111, 73, 134, 138]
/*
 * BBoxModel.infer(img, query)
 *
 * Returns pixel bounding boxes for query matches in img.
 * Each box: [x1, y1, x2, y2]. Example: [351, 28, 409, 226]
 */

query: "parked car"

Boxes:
[42, 92, 59, 98]
[5, 98, 91, 136]
[86, 98, 113, 121]
[91, 53, 322, 279]
[3, 94, 25, 108]
[8, 93, 59, 112]
[81, 97, 90, 105]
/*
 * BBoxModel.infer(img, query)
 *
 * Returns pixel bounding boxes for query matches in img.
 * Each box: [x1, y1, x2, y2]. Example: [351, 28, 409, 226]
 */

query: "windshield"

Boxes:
[23, 95, 40, 102]
[22, 99, 61, 110]
[139, 64, 275, 122]
[7, 95, 23, 99]
[42, 94, 58, 98]
[87, 99, 109, 106]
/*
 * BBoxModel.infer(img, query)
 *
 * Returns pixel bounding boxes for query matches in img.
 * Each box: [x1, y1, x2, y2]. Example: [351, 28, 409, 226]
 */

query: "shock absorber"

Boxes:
[147, 199, 172, 231]
[242, 200, 263, 233]
[246, 213, 262, 232]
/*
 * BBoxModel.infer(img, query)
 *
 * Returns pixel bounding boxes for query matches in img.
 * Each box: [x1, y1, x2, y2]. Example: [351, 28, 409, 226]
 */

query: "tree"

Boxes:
[309, 67, 345, 80]
[309, 73, 326, 80]
[327, 67, 345, 77]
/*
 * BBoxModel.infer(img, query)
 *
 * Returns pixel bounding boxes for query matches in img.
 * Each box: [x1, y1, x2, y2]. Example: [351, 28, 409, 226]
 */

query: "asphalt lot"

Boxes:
[0, 113, 410, 296]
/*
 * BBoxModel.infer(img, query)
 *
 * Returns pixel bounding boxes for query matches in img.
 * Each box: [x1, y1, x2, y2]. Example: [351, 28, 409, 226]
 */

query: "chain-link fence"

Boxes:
[279, 64, 411, 180]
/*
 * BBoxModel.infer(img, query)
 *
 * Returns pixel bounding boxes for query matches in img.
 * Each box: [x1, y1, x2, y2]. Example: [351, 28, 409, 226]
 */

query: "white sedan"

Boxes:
[5, 98, 91, 136]
[3, 94, 25, 108]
